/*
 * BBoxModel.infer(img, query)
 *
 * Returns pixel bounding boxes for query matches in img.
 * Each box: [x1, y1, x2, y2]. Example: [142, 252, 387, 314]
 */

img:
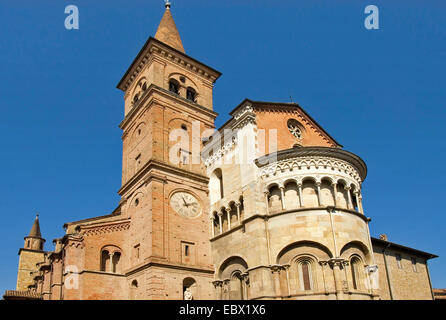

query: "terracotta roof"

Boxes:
[433, 289, 446, 300]
[3, 290, 42, 300]
[220, 99, 343, 148]
[28, 214, 42, 238]
[154, 4, 185, 53]
[371, 237, 438, 259]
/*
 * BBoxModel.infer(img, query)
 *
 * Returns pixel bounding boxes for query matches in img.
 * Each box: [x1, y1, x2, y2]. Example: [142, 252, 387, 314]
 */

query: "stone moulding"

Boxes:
[256, 147, 367, 182]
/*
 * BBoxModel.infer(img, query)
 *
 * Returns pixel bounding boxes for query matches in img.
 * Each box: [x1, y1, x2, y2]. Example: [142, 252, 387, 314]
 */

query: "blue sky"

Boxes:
[0, 0, 445, 294]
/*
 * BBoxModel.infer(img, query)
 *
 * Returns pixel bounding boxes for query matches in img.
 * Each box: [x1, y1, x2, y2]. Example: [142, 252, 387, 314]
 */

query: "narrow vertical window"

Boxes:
[301, 262, 311, 291]
[350, 257, 362, 290]
[100, 250, 109, 272]
[219, 173, 224, 199]
[112, 252, 121, 273]
[186, 87, 196, 102]
[169, 80, 179, 94]
[351, 262, 358, 290]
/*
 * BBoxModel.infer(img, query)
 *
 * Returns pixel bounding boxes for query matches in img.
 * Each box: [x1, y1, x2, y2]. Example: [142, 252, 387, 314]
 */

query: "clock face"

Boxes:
[170, 192, 202, 218]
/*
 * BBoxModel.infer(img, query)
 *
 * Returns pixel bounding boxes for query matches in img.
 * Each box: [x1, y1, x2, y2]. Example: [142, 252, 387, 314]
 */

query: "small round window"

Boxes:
[287, 119, 303, 139]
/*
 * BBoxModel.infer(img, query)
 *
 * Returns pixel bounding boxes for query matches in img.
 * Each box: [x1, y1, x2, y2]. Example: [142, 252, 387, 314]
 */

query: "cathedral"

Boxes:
[4, 3, 437, 300]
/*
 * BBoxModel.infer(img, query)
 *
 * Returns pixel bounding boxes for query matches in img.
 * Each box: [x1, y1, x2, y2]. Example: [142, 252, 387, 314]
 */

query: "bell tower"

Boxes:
[116, 2, 221, 299]
[16, 214, 46, 291]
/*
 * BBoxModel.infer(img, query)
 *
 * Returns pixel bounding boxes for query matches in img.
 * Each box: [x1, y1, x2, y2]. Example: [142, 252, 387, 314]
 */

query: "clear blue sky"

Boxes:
[1, 0, 445, 294]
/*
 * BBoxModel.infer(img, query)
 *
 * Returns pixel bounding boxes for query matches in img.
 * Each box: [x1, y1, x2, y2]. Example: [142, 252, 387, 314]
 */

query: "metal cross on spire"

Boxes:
[165, 0, 171, 9]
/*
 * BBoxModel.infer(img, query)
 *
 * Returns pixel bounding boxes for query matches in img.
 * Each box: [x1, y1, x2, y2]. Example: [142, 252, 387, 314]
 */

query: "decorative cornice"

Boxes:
[117, 37, 221, 92]
[204, 136, 237, 167]
[80, 221, 130, 237]
[256, 147, 367, 181]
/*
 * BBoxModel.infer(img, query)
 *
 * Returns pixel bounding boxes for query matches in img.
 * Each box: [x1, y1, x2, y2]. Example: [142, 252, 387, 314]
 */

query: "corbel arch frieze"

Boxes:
[259, 156, 362, 184]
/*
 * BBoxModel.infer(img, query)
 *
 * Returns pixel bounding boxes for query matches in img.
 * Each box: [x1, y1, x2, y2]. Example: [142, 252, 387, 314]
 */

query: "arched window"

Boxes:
[130, 280, 138, 300]
[132, 79, 147, 104]
[210, 169, 224, 203]
[229, 202, 238, 227]
[291, 255, 318, 292]
[335, 181, 349, 209]
[169, 79, 179, 94]
[301, 261, 312, 291]
[302, 180, 318, 207]
[350, 187, 359, 211]
[112, 252, 121, 273]
[186, 87, 196, 102]
[183, 277, 197, 300]
[212, 211, 219, 236]
[100, 250, 109, 272]
[350, 256, 363, 290]
[284, 181, 299, 210]
[100, 246, 122, 273]
[230, 272, 244, 300]
[218, 256, 249, 300]
[238, 196, 245, 221]
[320, 179, 335, 207]
[268, 185, 282, 212]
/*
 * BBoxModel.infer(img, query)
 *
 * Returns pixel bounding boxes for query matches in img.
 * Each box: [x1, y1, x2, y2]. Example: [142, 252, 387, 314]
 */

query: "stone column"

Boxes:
[283, 264, 291, 297]
[332, 183, 338, 207]
[316, 182, 322, 207]
[357, 193, 364, 214]
[319, 261, 328, 294]
[264, 191, 270, 214]
[223, 279, 230, 300]
[297, 183, 304, 207]
[271, 265, 282, 299]
[241, 272, 249, 300]
[342, 260, 350, 292]
[212, 280, 223, 300]
[226, 208, 231, 230]
[329, 259, 345, 300]
[210, 215, 215, 238]
[345, 186, 353, 210]
[109, 252, 114, 273]
[217, 212, 223, 234]
[235, 202, 241, 224]
[279, 186, 285, 210]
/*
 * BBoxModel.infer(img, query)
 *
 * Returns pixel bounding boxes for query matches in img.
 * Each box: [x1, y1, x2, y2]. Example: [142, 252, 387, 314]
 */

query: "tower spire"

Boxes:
[28, 213, 42, 238]
[155, 1, 185, 53]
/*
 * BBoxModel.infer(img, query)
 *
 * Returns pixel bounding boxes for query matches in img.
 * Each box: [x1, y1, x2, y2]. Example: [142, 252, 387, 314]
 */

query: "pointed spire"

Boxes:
[155, 1, 185, 53]
[28, 214, 42, 238]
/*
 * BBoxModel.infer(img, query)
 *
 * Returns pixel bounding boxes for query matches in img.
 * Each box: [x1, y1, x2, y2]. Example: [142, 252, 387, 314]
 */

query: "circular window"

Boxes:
[287, 119, 303, 139]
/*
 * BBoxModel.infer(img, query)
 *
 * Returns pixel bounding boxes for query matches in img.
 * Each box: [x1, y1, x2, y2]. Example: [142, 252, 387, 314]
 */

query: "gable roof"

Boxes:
[226, 98, 342, 148]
